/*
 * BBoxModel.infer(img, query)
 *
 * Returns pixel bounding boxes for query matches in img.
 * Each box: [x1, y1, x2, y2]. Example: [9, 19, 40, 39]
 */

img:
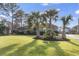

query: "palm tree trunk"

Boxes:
[21, 17, 23, 28]
[20, 16, 23, 32]
[20, 19, 22, 28]
[36, 28, 40, 37]
[49, 17, 52, 29]
[62, 25, 66, 39]
[36, 23, 40, 37]
[49, 17, 52, 37]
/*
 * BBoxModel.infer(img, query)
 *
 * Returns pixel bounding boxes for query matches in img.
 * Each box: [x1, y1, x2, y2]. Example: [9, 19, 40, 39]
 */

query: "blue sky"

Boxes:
[18, 3, 79, 28]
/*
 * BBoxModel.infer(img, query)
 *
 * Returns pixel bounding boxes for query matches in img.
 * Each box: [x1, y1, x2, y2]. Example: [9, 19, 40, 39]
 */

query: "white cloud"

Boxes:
[56, 8, 61, 11]
[0, 15, 7, 18]
[75, 10, 79, 14]
[41, 3, 48, 6]
[0, 15, 9, 20]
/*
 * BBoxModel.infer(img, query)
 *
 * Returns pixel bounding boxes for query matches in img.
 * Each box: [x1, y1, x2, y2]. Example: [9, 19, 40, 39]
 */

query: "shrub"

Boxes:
[0, 24, 5, 34]
[43, 29, 58, 40]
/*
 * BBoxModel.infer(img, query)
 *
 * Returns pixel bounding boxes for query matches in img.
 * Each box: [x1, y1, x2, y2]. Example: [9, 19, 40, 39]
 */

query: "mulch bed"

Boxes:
[33, 36, 69, 41]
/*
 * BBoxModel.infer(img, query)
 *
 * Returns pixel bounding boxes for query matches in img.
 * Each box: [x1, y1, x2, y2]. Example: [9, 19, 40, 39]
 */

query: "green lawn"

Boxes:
[0, 35, 79, 56]
[75, 35, 79, 37]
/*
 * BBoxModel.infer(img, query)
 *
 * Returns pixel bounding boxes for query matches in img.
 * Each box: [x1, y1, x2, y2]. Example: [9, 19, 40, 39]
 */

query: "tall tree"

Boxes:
[40, 13, 48, 32]
[30, 11, 41, 37]
[0, 3, 19, 34]
[61, 15, 72, 39]
[45, 9, 58, 36]
[14, 10, 24, 28]
[27, 15, 33, 31]
[0, 18, 6, 34]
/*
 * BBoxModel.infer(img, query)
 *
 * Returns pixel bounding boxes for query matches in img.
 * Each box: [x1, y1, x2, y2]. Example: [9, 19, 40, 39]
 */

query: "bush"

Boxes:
[43, 29, 58, 40]
[40, 31, 45, 35]
[0, 24, 5, 34]
[26, 30, 36, 35]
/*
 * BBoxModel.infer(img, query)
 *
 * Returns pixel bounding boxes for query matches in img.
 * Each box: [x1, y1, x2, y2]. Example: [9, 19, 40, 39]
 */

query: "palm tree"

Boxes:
[31, 11, 41, 37]
[41, 13, 48, 27]
[61, 15, 72, 39]
[45, 9, 59, 36]
[40, 13, 48, 33]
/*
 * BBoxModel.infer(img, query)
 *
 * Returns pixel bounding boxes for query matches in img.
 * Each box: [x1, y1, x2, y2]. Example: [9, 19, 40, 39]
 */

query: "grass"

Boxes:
[75, 35, 79, 37]
[0, 35, 79, 56]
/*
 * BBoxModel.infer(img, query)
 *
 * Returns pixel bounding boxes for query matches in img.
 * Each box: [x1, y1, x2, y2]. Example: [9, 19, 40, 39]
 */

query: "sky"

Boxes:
[1, 3, 79, 28]
[18, 3, 79, 28]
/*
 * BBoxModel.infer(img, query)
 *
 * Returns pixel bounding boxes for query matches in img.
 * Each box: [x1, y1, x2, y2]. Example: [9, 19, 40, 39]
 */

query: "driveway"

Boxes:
[66, 34, 79, 40]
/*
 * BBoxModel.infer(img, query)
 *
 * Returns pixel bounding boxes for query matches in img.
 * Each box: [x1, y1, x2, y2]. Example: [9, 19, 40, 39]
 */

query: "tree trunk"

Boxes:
[49, 17, 52, 29]
[36, 23, 40, 37]
[11, 16, 13, 34]
[11, 10, 14, 34]
[77, 19, 79, 34]
[21, 18, 22, 27]
[62, 24, 66, 39]
[49, 17, 52, 37]
[36, 28, 40, 37]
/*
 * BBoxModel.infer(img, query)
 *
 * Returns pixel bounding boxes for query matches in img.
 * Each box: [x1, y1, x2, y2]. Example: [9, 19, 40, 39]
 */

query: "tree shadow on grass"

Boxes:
[68, 41, 79, 46]
[8, 40, 37, 56]
[49, 42, 66, 56]
[0, 44, 18, 56]
[27, 45, 47, 56]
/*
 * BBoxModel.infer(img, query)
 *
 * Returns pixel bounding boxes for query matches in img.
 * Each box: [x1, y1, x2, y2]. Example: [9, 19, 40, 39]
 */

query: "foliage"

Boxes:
[61, 15, 72, 26]
[61, 15, 72, 39]
[43, 29, 58, 40]
[0, 3, 19, 33]
[0, 23, 5, 34]
[14, 10, 25, 28]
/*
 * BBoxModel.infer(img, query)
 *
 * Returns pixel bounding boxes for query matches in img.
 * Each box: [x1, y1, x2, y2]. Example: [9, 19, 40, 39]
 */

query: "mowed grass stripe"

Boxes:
[0, 35, 79, 56]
